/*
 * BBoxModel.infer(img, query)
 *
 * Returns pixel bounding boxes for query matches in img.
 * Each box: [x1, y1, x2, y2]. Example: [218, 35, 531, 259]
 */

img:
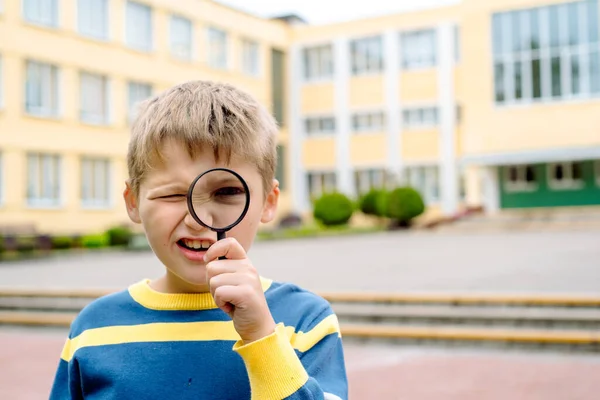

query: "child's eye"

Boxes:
[160, 194, 185, 199]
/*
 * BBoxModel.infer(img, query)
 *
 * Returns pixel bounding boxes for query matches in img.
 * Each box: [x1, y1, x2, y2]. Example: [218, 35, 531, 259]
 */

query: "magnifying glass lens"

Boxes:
[190, 169, 248, 230]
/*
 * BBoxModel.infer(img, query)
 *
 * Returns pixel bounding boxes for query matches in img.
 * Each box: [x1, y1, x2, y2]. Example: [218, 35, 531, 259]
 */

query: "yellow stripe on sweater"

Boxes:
[61, 314, 341, 362]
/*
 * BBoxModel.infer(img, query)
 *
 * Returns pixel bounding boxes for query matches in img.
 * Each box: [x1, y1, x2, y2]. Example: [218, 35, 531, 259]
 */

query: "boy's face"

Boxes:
[124, 139, 279, 293]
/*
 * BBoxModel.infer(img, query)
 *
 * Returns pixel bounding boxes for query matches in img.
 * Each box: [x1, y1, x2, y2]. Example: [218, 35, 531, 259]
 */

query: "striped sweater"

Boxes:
[49, 277, 348, 399]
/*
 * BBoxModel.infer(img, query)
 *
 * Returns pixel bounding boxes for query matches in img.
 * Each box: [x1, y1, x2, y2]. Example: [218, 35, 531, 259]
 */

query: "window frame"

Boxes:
[79, 71, 110, 125]
[78, 0, 109, 40]
[81, 157, 112, 209]
[207, 27, 228, 70]
[23, 0, 58, 28]
[503, 164, 539, 192]
[492, 0, 600, 107]
[547, 161, 586, 191]
[125, 1, 153, 52]
[170, 14, 193, 61]
[302, 44, 334, 82]
[26, 153, 62, 208]
[25, 60, 60, 118]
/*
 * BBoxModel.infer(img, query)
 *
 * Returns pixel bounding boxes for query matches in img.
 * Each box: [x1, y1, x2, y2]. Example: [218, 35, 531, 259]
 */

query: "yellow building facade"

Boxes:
[0, 0, 290, 234]
[1, 0, 600, 235]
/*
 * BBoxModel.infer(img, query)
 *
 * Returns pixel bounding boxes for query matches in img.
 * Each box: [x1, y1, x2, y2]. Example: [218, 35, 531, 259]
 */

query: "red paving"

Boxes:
[2, 330, 600, 399]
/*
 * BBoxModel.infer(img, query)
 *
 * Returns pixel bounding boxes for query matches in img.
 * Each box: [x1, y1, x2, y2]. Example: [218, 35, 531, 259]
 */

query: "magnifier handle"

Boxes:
[217, 231, 226, 260]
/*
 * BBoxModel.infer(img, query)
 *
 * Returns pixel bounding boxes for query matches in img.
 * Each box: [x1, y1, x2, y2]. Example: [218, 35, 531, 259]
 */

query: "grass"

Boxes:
[257, 223, 384, 241]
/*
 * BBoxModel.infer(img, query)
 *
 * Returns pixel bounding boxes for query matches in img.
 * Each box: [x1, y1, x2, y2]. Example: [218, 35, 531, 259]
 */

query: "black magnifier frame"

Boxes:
[186, 167, 251, 242]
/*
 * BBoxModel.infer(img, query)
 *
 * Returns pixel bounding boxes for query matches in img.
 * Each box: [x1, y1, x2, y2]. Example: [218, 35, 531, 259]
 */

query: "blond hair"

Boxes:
[127, 80, 278, 197]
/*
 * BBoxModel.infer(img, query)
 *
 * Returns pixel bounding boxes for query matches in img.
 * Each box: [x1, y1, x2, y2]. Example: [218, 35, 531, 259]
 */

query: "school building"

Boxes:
[0, 0, 599, 235]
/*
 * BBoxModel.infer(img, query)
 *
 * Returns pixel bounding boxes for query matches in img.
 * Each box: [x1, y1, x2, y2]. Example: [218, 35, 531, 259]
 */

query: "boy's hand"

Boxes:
[204, 238, 276, 344]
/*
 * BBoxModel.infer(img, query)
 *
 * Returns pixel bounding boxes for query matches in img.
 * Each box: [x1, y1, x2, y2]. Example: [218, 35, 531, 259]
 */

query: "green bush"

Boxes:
[82, 233, 109, 249]
[16, 236, 36, 253]
[106, 226, 133, 246]
[386, 187, 425, 225]
[359, 189, 389, 217]
[0, 237, 4, 254]
[313, 192, 354, 227]
[52, 236, 74, 250]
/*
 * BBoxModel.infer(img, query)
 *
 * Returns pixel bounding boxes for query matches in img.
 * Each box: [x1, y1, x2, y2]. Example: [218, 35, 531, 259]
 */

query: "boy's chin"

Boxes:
[168, 267, 210, 292]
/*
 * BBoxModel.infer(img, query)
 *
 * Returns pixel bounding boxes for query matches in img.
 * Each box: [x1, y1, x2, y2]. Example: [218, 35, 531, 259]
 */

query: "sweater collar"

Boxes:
[128, 277, 273, 311]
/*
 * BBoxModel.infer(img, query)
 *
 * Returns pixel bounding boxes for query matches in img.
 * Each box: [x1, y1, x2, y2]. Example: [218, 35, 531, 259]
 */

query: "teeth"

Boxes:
[182, 239, 211, 250]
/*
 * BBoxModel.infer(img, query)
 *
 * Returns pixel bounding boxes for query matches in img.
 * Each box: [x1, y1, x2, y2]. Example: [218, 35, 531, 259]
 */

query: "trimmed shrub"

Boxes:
[16, 236, 36, 253]
[52, 236, 74, 250]
[0, 237, 4, 254]
[386, 187, 425, 226]
[313, 192, 354, 227]
[82, 233, 109, 249]
[106, 226, 133, 246]
[359, 189, 385, 216]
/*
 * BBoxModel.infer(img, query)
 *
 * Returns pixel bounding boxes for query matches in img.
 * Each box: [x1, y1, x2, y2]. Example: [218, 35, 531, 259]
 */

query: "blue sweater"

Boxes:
[49, 277, 348, 399]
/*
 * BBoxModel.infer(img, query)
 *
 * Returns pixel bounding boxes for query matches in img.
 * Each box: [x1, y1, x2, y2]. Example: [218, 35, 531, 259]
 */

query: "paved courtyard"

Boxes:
[2, 327, 600, 400]
[0, 229, 599, 294]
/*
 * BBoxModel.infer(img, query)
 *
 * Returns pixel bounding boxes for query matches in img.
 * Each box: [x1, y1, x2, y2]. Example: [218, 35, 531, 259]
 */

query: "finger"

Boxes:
[204, 237, 247, 262]
[213, 285, 254, 310]
[207, 272, 247, 298]
[205, 259, 255, 281]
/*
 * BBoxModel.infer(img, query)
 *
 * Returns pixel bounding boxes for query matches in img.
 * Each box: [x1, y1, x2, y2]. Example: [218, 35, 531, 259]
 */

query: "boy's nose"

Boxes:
[184, 209, 213, 231]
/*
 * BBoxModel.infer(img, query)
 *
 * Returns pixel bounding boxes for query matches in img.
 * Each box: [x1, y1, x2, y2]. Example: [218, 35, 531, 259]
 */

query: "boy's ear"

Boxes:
[123, 181, 142, 224]
[260, 179, 280, 224]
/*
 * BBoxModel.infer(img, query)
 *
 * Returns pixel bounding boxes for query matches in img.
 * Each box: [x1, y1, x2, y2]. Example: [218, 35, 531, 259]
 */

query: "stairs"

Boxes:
[1, 288, 599, 352]
[434, 207, 600, 233]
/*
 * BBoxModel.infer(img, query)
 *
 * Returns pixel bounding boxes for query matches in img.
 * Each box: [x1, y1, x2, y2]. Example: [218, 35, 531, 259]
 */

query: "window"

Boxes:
[307, 172, 337, 200]
[78, 0, 108, 40]
[403, 166, 440, 204]
[504, 164, 538, 192]
[170, 15, 193, 61]
[351, 36, 384, 75]
[271, 48, 285, 125]
[241, 39, 260, 76]
[128, 81, 152, 123]
[305, 116, 336, 135]
[402, 107, 438, 129]
[354, 169, 386, 196]
[401, 29, 437, 69]
[454, 25, 461, 62]
[275, 145, 286, 191]
[207, 27, 228, 69]
[126, 1, 152, 52]
[25, 60, 59, 118]
[303, 45, 334, 81]
[81, 157, 111, 208]
[351, 111, 385, 132]
[548, 162, 585, 190]
[24, 0, 58, 27]
[27, 153, 61, 207]
[80, 72, 109, 125]
[492, 0, 600, 105]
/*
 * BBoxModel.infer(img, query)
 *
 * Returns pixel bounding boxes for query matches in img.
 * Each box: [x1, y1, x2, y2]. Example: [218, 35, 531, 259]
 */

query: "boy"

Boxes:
[49, 81, 348, 399]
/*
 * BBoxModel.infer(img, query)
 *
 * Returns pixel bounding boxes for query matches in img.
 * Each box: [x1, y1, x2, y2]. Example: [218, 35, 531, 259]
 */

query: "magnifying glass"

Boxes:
[186, 168, 251, 259]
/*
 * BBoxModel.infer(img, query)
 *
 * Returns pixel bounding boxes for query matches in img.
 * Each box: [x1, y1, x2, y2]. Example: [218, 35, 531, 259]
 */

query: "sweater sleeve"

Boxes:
[49, 337, 83, 399]
[233, 306, 348, 400]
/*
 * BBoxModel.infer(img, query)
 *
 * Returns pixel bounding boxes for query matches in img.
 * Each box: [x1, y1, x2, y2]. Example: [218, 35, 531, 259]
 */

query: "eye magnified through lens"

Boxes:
[186, 168, 251, 246]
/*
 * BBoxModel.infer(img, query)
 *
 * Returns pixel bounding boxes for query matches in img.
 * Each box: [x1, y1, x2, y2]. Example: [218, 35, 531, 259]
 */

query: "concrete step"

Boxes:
[333, 304, 600, 330]
[1, 310, 598, 352]
[341, 323, 600, 352]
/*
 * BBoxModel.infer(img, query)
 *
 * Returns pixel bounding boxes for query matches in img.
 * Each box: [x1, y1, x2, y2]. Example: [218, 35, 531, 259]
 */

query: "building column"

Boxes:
[482, 166, 500, 214]
[437, 22, 459, 216]
[333, 37, 354, 198]
[384, 29, 402, 184]
[288, 44, 309, 212]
